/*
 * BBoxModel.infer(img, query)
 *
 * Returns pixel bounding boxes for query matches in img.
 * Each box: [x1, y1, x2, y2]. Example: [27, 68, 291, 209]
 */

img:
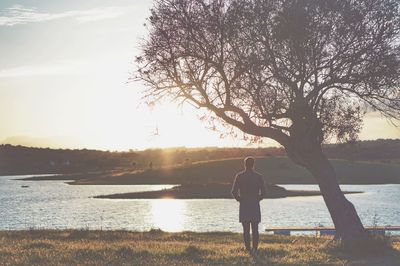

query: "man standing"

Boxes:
[231, 157, 266, 252]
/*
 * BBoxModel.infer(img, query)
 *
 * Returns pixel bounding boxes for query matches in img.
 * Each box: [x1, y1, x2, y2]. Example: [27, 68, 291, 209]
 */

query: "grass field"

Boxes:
[38, 156, 400, 185]
[0, 230, 399, 266]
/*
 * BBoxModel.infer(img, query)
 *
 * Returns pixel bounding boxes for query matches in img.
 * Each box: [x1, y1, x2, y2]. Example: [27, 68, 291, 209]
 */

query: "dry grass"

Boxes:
[0, 230, 399, 266]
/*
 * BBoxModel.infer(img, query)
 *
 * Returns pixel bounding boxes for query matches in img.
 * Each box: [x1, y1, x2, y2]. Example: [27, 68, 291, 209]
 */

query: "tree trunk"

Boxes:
[302, 149, 367, 240]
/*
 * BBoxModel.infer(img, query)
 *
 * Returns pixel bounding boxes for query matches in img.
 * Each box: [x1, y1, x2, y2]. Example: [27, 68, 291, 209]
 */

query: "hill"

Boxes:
[1, 139, 399, 175]
[0, 145, 281, 175]
[24, 156, 400, 185]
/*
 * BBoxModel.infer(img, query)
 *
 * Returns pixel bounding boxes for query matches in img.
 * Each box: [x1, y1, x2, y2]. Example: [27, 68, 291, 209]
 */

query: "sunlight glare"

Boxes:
[150, 199, 186, 232]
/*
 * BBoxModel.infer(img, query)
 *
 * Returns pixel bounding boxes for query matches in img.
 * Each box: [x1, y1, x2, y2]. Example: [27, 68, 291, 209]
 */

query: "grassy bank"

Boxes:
[1, 230, 399, 265]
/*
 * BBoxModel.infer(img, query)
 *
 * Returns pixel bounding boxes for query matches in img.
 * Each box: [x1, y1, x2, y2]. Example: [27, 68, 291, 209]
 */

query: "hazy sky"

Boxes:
[0, 1, 399, 151]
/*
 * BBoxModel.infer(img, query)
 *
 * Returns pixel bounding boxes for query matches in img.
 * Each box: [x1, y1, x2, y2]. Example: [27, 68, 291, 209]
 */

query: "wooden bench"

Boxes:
[265, 226, 400, 236]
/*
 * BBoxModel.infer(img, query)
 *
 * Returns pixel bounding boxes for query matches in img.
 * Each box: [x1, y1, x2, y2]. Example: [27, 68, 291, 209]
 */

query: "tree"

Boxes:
[135, 0, 400, 239]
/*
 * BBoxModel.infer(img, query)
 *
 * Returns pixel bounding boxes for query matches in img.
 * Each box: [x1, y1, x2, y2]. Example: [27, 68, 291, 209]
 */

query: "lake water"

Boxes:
[1, 175, 399, 234]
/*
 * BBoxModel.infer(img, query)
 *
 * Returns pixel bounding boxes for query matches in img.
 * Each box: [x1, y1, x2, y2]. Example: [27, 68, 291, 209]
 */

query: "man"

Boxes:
[231, 157, 266, 252]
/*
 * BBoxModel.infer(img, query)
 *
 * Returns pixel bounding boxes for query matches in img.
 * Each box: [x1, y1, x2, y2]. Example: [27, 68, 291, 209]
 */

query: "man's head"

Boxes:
[244, 157, 255, 170]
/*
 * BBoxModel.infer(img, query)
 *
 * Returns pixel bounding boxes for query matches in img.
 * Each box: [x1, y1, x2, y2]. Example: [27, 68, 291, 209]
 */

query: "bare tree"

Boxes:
[135, 0, 400, 239]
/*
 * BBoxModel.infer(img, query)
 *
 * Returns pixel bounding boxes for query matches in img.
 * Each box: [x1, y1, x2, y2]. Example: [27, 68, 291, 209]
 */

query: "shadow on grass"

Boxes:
[24, 242, 54, 250]
[0, 251, 12, 261]
[167, 245, 277, 265]
[30, 254, 46, 265]
[75, 249, 100, 260]
[115, 246, 150, 259]
[324, 235, 400, 265]
[181, 245, 210, 263]
[67, 229, 92, 240]
[165, 245, 210, 264]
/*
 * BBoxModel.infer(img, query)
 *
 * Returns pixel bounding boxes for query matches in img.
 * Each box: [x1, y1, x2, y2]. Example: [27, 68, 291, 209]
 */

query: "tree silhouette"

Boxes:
[136, 0, 400, 239]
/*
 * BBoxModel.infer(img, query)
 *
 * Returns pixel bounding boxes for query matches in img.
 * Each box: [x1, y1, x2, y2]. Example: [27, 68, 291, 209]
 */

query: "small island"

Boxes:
[94, 183, 361, 199]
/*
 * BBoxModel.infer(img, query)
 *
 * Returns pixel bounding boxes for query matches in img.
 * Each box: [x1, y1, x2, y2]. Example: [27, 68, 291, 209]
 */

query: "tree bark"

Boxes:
[302, 149, 367, 240]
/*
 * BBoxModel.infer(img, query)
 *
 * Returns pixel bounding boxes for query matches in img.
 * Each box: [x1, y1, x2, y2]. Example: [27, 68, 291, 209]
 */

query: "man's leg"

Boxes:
[241, 222, 251, 251]
[251, 222, 259, 251]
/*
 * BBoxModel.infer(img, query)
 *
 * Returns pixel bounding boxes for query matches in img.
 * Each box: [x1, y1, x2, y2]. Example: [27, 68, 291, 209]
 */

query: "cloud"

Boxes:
[0, 5, 125, 26]
[0, 61, 88, 78]
[0, 59, 131, 79]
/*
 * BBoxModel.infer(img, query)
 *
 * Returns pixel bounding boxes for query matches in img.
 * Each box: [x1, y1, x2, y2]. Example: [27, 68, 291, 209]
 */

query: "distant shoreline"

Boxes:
[12, 155, 400, 188]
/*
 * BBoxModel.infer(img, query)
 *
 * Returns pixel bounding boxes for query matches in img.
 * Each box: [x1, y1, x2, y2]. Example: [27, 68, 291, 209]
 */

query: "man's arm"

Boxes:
[231, 175, 240, 202]
[259, 175, 266, 201]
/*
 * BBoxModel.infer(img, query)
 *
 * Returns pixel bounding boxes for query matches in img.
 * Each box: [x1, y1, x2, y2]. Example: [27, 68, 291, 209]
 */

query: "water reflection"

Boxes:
[150, 199, 186, 232]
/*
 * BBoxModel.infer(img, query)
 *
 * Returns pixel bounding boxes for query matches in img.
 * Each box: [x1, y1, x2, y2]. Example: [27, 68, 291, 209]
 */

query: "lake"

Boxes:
[1, 175, 399, 234]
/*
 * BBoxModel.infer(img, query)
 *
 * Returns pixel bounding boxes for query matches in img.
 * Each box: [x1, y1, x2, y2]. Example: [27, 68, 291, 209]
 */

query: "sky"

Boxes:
[0, 0, 399, 151]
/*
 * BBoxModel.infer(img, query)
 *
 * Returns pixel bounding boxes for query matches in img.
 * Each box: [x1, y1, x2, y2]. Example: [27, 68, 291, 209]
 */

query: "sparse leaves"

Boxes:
[136, 0, 400, 148]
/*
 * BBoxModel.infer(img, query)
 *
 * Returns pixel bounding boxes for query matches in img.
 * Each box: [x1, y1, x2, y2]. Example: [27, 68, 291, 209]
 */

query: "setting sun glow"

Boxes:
[150, 199, 186, 232]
